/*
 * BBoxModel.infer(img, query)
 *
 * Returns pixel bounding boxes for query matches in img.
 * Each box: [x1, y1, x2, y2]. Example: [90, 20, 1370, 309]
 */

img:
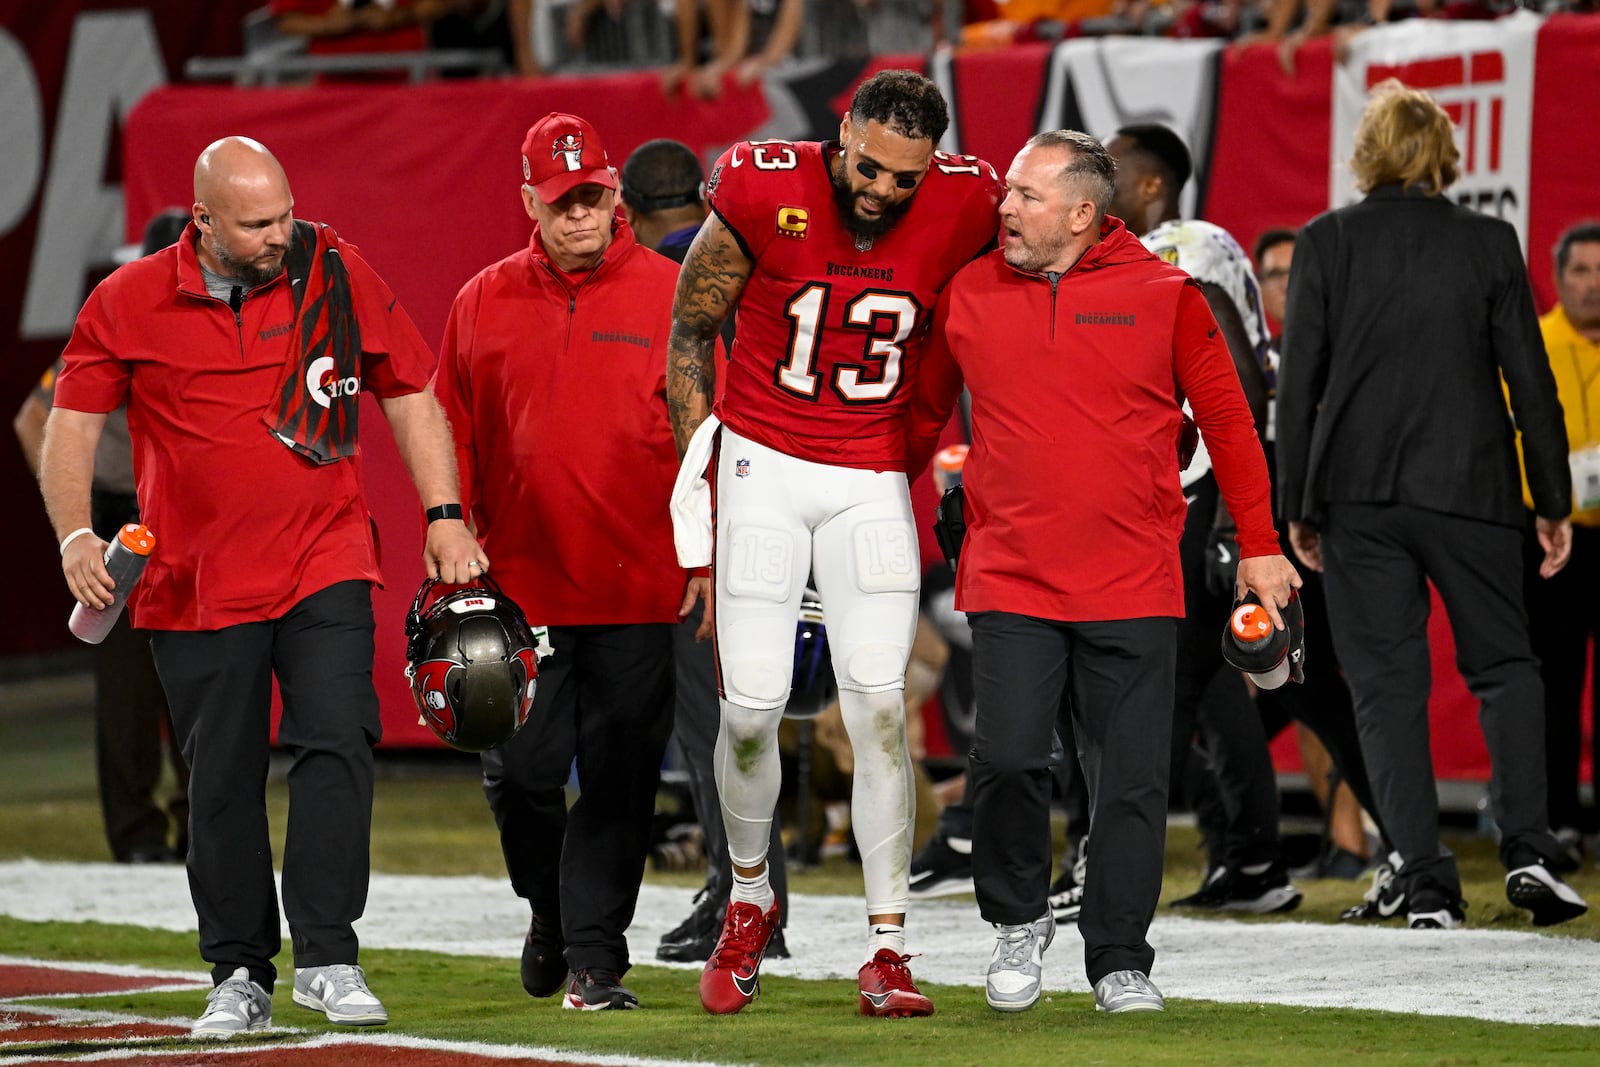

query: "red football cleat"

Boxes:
[699, 901, 781, 1015]
[858, 949, 935, 1018]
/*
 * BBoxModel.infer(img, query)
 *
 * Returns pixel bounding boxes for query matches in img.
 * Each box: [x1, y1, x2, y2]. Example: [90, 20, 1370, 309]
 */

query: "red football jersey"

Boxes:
[707, 139, 1001, 470]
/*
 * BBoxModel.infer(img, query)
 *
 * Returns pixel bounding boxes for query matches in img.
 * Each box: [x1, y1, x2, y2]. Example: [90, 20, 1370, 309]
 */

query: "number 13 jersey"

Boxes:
[707, 139, 1002, 470]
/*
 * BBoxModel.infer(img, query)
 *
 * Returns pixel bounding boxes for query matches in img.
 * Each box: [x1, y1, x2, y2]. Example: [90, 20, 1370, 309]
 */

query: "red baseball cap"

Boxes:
[521, 112, 616, 203]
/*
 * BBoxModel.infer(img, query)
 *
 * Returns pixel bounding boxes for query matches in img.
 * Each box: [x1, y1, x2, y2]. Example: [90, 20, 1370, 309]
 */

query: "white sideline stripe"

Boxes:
[1, 860, 1596, 1028]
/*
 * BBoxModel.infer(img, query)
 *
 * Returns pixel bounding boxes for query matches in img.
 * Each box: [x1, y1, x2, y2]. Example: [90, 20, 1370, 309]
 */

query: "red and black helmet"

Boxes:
[404, 573, 540, 752]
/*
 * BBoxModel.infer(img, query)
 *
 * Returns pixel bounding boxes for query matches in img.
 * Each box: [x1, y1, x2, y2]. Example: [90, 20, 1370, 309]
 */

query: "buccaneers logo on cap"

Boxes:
[553, 132, 584, 172]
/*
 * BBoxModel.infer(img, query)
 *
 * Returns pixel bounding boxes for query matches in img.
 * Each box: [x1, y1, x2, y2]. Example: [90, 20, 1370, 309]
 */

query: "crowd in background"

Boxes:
[259, 0, 1600, 85]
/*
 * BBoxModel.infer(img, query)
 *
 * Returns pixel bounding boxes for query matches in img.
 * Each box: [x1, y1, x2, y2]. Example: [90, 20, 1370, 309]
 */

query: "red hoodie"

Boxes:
[906, 218, 1277, 622]
[433, 217, 689, 626]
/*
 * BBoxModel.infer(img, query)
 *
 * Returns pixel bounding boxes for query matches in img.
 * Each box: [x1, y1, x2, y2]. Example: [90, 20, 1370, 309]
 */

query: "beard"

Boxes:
[210, 236, 286, 289]
[829, 165, 916, 241]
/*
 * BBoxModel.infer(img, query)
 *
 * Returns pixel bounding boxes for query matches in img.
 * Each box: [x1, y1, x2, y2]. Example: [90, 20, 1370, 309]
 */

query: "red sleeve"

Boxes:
[432, 277, 479, 524]
[54, 278, 131, 413]
[342, 244, 436, 398]
[904, 283, 966, 480]
[1172, 281, 1278, 557]
[705, 141, 772, 263]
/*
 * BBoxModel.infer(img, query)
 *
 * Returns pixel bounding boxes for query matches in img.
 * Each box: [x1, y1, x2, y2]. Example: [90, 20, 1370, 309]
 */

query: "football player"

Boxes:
[665, 69, 1002, 1017]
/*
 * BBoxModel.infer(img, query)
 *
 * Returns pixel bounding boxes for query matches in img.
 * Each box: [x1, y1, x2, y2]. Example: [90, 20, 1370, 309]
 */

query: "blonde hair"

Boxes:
[1350, 79, 1460, 195]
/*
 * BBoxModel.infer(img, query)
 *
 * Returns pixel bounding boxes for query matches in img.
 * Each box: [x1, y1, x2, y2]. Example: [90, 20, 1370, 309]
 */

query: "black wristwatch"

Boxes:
[425, 503, 464, 523]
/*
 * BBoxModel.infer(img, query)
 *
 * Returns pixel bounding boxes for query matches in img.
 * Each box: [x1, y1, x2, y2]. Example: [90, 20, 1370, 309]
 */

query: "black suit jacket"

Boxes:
[1276, 184, 1570, 528]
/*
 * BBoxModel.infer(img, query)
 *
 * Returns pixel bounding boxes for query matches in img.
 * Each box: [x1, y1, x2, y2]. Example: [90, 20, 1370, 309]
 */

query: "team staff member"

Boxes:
[13, 208, 193, 867]
[617, 138, 791, 966]
[1279, 81, 1587, 930]
[667, 69, 1003, 1018]
[433, 113, 694, 1012]
[1520, 221, 1600, 851]
[907, 130, 1298, 1015]
[41, 136, 481, 1037]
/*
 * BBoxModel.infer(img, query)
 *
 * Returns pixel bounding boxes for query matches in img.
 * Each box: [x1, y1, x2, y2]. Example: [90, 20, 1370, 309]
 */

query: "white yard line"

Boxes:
[1, 859, 1595, 1028]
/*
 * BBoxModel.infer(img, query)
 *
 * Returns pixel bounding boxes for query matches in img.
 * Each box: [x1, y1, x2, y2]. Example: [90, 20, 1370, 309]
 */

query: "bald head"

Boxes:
[194, 136, 288, 203]
[192, 136, 294, 287]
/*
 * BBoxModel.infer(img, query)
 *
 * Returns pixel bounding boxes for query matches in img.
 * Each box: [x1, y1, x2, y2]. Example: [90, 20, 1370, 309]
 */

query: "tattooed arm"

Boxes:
[667, 213, 753, 457]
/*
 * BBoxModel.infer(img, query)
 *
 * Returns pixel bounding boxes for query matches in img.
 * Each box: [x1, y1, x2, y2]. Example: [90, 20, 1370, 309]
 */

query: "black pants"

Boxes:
[482, 622, 674, 975]
[1523, 518, 1600, 833]
[932, 690, 1090, 857]
[1173, 473, 1281, 869]
[151, 580, 380, 993]
[969, 611, 1174, 985]
[91, 489, 188, 861]
[671, 606, 788, 918]
[1321, 503, 1564, 899]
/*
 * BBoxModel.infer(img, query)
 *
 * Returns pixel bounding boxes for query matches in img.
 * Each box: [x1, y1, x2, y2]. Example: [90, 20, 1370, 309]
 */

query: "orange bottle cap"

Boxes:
[935, 444, 970, 473]
[117, 523, 156, 557]
[1230, 603, 1272, 644]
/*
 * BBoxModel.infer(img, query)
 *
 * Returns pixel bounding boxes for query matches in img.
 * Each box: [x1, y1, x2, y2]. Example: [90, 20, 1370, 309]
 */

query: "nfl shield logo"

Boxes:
[735, 458, 751, 478]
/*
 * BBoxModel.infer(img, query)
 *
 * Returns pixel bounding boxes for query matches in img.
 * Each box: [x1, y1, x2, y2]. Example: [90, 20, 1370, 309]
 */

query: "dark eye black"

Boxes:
[856, 161, 918, 190]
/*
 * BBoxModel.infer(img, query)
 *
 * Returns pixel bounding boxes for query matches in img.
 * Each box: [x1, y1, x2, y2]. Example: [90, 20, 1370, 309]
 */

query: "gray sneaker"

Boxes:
[292, 964, 388, 1025]
[1093, 969, 1165, 1013]
[192, 967, 271, 1038]
[984, 910, 1054, 1013]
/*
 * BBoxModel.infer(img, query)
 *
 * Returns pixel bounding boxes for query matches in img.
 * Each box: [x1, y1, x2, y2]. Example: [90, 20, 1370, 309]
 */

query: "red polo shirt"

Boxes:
[54, 224, 436, 630]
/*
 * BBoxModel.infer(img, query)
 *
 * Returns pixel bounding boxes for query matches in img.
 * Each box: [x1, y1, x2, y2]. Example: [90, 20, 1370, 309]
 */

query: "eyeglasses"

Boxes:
[855, 160, 922, 190]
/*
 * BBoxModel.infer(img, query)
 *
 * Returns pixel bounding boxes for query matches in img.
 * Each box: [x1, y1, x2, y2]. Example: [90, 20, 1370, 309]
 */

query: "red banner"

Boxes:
[7, 12, 1592, 769]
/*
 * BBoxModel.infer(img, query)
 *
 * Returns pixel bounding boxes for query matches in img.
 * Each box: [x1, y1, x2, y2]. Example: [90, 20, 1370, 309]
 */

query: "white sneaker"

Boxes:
[985, 910, 1054, 1013]
[192, 967, 271, 1038]
[292, 963, 388, 1025]
[1093, 969, 1165, 1013]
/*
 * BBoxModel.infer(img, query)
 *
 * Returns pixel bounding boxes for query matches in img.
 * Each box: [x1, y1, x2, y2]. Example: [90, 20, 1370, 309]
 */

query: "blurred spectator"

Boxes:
[428, 0, 517, 74]
[1519, 220, 1600, 864]
[664, 0, 803, 98]
[12, 210, 192, 867]
[271, 0, 438, 80]
[1254, 227, 1295, 344]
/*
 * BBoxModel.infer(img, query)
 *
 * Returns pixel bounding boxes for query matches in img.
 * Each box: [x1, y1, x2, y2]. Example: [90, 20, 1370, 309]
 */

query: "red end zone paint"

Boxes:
[0, 963, 197, 997]
[1, 962, 707, 1067]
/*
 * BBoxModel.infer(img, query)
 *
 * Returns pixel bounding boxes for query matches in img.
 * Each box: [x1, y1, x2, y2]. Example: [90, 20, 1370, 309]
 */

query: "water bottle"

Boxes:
[934, 443, 969, 492]
[1223, 598, 1291, 690]
[68, 524, 156, 645]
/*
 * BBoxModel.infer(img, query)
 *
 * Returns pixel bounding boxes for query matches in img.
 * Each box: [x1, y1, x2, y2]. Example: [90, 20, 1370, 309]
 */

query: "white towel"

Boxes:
[669, 414, 721, 568]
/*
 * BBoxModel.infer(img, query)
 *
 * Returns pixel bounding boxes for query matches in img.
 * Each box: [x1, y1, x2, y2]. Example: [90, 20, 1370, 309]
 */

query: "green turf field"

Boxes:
[3, 675, 1598, 1065]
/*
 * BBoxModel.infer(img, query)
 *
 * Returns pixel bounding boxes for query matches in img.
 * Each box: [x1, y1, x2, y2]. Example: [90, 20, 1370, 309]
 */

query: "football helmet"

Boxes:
[786, 587, 836, 720]
[404, 573, 540, 752]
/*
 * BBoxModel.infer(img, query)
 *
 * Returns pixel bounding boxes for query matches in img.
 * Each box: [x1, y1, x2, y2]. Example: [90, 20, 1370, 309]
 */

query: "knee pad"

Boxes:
[723, 659, 791, 712]
[838, 642, 908, 694]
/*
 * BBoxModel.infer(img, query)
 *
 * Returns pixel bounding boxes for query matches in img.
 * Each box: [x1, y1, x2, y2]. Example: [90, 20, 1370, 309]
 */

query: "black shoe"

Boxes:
[659, 905, 792, 963]
[658, 887, 724, 955]
[766, 922, 790, 960]
[907, 837, 974, 898]
[1340, 855, 1407, 921]
[1170, 864, 1302, 914]
[1406, 883, 1466, 930]
[1049, 883, 1083, 924]
[562, 968, 639, 1010]
[1506, 861, 1588, 927]
[121, 844, 182, 865]
[521, 912, 567, 998]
